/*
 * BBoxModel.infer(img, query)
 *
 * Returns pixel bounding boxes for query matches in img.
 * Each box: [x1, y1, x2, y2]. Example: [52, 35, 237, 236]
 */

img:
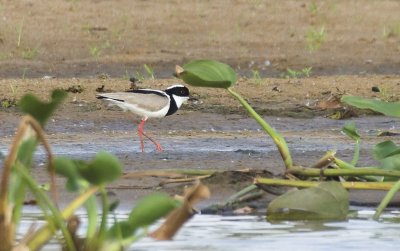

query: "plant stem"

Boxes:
[333, 158, 381, 181]
[224, 184, 259, 205]
[255, 177, 395, 190]
[25, 186, 98, 250]
[311, 150, 336, 169]
[373, 179, 400, 220]
[83, 195, 98, 249]
[98, 187, 109, 249]
[227, 88, 292, 169]
[287, 165, 400, 179]
[17, 17, 24, 48]
[14, 163, 76, 251]
[351, 140, 360, 166]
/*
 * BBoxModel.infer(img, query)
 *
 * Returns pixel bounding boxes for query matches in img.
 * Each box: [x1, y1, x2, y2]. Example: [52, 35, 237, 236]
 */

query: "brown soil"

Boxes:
[1, 1, 400, 211]
[0, 0, 400, 77]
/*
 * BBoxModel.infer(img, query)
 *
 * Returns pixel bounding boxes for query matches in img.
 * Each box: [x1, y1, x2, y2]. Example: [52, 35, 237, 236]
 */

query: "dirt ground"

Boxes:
[1, 0, 400, 211]
[0, 0, 400, 78]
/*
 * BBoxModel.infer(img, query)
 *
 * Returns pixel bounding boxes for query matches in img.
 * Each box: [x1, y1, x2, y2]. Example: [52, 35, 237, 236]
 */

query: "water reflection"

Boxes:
[17, 211, 400, 251]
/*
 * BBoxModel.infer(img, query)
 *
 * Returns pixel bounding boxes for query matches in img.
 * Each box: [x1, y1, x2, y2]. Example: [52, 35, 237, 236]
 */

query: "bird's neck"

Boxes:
[166, 94, 188, 116]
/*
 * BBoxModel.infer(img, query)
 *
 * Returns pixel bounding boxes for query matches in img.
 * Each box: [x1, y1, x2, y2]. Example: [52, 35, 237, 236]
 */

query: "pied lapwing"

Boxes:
[96, 85, 190, 152]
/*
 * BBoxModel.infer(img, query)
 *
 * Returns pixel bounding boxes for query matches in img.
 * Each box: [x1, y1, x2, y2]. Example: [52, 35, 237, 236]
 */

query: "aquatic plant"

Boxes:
[176, 59, 400, 221]
[0, 90, 204, 250]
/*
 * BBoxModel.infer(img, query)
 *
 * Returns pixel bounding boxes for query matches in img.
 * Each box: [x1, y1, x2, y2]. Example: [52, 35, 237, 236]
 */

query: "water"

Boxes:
[18, 210, 400, 251]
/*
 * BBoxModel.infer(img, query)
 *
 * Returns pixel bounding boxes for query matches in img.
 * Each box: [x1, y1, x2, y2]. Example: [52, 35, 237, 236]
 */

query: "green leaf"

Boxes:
[107, 220, 135, 240]
[18, 89, 67, 126]
[78, 151, 122, 185]
[373, 140, 400, 160]
[341, 95, 400, 117]
[53, 157, 84, 191]
[373, 141, 400, 180]
[178, 60, 237, 88]
[107, 193, 177, 240]
[379, 155, 400, 172]
[128, 193, 177, 228]
[342, 121, 361, 166]
[342, 121, 360, 141]
[267, 181, 349, 221]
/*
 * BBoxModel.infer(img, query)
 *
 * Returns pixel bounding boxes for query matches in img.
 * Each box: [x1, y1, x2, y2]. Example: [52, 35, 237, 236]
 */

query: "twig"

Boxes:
[159, 175, 212, 186]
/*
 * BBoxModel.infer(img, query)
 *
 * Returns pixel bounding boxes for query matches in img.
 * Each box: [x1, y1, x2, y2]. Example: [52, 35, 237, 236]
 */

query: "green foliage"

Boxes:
[250, 69, 262, 84]
[16, 17, 24, 47]
[107, 193, 178, 240]
[1, 99, 16, 108]
[306, 26, 326, 51]
[18, 89, 67, 126]
[178, 60, 237, 88]
[383, 23, 400, 38]
[3, 91, 179, 250]
[341, 95, 400, 117]
[21, 47, 38, 60]
[342, 121, 360, 141]
[128, 193, 178, 227]
[373, 141, 400, 179]
[143, 64, 155, 79]
[79, 151, 122, 185]
[267, 182, 349, 221]
[309, 1, 319, 15]
[373, 141, 400, 160]
[53, 157, 84, 191]
[179, 59, 292, 168]
[89, 45, 102, 57]
[342, 121, 361, 166]
[285, 67, 312, 78]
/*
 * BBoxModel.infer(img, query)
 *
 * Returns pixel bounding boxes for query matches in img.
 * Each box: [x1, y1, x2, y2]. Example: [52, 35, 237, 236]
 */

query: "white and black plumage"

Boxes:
[96, 85, 190, 152]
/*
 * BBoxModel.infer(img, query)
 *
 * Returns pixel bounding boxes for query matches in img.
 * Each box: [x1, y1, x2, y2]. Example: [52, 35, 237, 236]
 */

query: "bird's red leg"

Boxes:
[137, 118, 163, 152]
[137, 118, 146, 152]
[141, 131, 163, 152]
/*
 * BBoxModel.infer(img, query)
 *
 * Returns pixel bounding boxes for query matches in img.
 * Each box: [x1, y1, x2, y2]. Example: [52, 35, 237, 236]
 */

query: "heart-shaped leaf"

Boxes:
[78, 151, 122, 185]
[341, 95, 400, 117]
[18, 89, 67, 126]
[106, 220, 135, 240]
[267, 181, 349, 221]
[128, 193, 178, 228]
[373, 140, 400, 160]
[176, 60, 237, 89]
[53, 157, 84, 191]
[107, 193, 177, 239]
[371, 141, 400, 180]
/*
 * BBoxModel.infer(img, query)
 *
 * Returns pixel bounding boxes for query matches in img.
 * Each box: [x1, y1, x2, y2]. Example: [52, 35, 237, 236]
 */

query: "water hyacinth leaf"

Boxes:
[372, 141, 400, 180]
[128, 193, 178, 230]
[18, 89, 67, 126]
[177, 60, 237, 88]
[373, 140, 400, 160]
[342, 121, 360, 141]
[342, 121, 360, 165]
[53, 157, 83, 191]
[267, 182, 349, 221]
[341, 95, 400, 117]
[379, 155, 400, 172]
[107, 220, 135, 240]
[78, 151, 122, 185]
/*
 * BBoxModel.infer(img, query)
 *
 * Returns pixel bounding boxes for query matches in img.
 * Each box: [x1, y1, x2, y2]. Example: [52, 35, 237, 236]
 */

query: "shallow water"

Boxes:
[18, 210, 400, 251]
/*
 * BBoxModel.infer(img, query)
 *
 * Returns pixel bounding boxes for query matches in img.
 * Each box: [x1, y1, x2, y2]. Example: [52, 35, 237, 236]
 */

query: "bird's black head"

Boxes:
[165, 85, 190, 98]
